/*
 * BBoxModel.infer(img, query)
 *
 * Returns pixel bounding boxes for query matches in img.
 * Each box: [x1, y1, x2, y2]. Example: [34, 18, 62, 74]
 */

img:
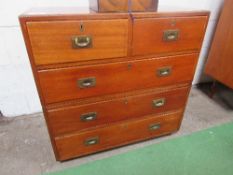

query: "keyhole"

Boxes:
[121, 123, 129, 129]
[80, 22, 84, 32]
[171, 20, 176, 27]
[127, 64, 132, 70]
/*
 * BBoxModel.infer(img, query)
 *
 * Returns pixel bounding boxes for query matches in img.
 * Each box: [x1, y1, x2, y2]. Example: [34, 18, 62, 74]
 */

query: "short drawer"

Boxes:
[48, 86, 189, 136]
[27, 19, 128, 65]
[38, 53, 197, 104]
[132, 16, 208, 56]
[55, 110, 182, 160]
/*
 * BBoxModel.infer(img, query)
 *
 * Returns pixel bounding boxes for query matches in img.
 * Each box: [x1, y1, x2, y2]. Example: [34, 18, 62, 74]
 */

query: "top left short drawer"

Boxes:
[26, 19, 129, 65]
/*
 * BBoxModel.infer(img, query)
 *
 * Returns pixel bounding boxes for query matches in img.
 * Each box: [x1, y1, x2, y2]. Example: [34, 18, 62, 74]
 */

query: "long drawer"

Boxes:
[48, 86, 189, 136]
[39, 53, 198, 104]
[55, 110, 182, 160]
[27, 19, 129, 65]
[132, 16, 208, 56]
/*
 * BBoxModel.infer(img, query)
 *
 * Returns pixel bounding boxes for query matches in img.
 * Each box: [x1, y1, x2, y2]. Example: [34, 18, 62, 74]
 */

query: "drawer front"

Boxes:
[132, 16, 208, 56]
[55, 111, 182, 160]
[27, 19, 128, 65]
[39, 53, 197, 104]
[48, 86, 189, 136]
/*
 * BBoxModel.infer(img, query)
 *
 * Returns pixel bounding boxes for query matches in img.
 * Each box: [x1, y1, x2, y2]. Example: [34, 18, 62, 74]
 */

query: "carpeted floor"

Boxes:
[45, 122, 233, 175]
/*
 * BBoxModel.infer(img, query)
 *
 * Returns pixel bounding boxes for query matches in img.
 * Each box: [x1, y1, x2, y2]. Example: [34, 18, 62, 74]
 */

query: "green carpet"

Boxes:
[45, 122, 233, 175]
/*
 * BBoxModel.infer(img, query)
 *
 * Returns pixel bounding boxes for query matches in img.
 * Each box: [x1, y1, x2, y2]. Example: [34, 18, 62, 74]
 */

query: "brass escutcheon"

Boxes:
[72, 35, 92, 49]
[80, 112, 97, 122]
[163, 30, 179, 41]
[153, 98, 166, 108]
[84, 137, 99, 146]
[78, 77, 96, 89]
[157, 67, 172, 77]
[149, 123, 161, 131]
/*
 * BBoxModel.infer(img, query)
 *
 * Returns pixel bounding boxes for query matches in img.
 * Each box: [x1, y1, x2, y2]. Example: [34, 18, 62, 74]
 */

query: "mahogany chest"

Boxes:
[19, 7, 209, 161]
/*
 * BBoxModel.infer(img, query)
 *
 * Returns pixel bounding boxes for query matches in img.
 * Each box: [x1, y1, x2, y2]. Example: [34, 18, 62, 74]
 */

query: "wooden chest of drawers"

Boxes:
[19, 7, 209, 161]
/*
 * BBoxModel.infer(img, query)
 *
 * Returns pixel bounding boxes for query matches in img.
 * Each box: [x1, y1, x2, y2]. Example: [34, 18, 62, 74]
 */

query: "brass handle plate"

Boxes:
[157, 67, 172, 77]
[153, 98, 166, 108]
[72, 35, 92, 49]
[84, 137, 99, 146]
[149, 123, 161, 131]
[163, 30, 179, 41]
[78, 77, 96, 89]
[80, 112, 97, 122]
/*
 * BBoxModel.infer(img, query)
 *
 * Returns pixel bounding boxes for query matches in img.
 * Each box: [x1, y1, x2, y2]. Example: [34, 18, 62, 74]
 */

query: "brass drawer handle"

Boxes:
[78, 77, 96, 89]
[80, 112, 97, 122]
[84, 137, 99, 146]
[157, 67, 172, 77]
[72, 36, 92, 48]
[163, 30, 179, 41]
[153, 98, 166, 108]
[149, 123, 161, 131]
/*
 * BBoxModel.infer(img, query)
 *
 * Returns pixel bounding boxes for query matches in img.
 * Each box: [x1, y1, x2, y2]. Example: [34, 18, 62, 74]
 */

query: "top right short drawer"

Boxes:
[132, 16, 208, 56]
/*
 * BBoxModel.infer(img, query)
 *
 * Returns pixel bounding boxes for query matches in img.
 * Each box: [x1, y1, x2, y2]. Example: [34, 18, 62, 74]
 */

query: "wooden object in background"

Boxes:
[89, 0, 158, 12]
[205, 0, 233, 89]
[19, 8, 209, 161]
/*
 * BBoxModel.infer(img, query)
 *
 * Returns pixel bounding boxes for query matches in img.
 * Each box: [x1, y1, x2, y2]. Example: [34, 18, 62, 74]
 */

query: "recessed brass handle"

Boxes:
[149, 123, 161, 131]
[153, 98, 166, 108]
[80, 112, 97, 122]
[72, 36, 92, 49]
[78, 77, 96, 89]
[157, 67, 172, 77]
[84, 137, 99, 146]
[163, 30, 179, 41]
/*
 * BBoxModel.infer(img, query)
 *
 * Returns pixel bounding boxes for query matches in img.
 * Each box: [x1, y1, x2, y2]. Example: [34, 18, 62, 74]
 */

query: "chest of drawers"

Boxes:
[19, 7, 209, 161]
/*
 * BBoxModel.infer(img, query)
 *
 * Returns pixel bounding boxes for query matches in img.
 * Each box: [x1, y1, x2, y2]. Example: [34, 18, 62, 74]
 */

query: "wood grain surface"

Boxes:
[38, 53, 198, 104]
[55, 110, 182, 160]
[205, 0, 233, 89]
[19, 8, 209, 161]
[89, 0, 158, 12]
[48, 86, 189, 136]
[132, 16, 208, 56]
[27, 19, 129, 65]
